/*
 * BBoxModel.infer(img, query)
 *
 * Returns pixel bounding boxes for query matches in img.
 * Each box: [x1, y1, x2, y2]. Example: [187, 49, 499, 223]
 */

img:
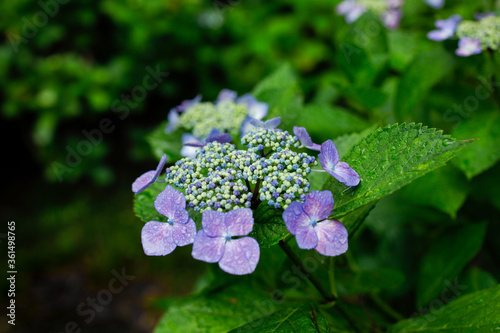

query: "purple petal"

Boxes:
[345, 5, 366, 23]
[172, 218, 197, 246]
[295, 225, 318, 250]
[201, 210, 227, 237]
[427, 29, 454, 41]
[207, 132, 232, 144]
[475, 12, 495, 20]
[249, 117, 281, 129]
[132, 171, 157, 194]
[181, 133, 202, 157]
[132, 154, 167, 194]
[173, 207, 189, 225]
[184, 142, 206, 147]
[314, 220, 348, 256]
[165, 109, 180, 134]
[283, 201, 311, 235]
[331, 161, 361, 187]
[225, 208, 253, 237]
[237, 94, 268, 120]
[425, 0, 444, 9]
[176, 94, 201, 112]
[191, 230, 225, 263]
[335, 0, 356, 16]
[154, 186, 186, 219]
[456, 38, 482, 57]
[428, 15, 461, 41]
[217, 89, 237, 102]
[219, 237, 260, 275]
[141, 221, 176, 256]
[319, 140, 340, 169]
[293, 126, 321, 151]
[303, 190, 334, 221]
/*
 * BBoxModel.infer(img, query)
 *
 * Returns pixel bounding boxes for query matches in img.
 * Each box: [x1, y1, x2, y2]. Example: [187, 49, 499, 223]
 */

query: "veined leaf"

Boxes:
[390, 284, 500, 332]
[230, 304, 330, 333]
[133, 182, 166, 223]
[322, 123, 472, 219]
[249, 204, 289, 248]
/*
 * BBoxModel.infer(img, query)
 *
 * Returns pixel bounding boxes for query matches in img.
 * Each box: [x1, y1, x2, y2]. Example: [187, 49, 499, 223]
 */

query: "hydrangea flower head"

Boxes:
[141, 185, 197, 256]
[427, 15, 462, 41]
[132, 154, 167, 194]
[336, 0, 404, 29]
[282, 191, 348, 256]
[166, 89, 268, 141]
[192, 208, 260, 275]
[428, 13, 500, 57]
[293, 126, 321, 151]
[318, 140, 360, 187]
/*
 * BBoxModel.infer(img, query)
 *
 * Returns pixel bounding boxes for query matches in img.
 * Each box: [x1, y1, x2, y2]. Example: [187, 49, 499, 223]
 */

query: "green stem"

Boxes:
[278, 240, 336, 303]
[328, 257, 338, 298]
[370, 292, 404, 321]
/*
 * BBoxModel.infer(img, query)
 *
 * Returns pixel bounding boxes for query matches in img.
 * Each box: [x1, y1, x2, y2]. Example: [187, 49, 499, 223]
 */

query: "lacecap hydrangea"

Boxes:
[166, 89, 268, 158]
[133, 115, 360, 275]
[428, 12, 500, 56]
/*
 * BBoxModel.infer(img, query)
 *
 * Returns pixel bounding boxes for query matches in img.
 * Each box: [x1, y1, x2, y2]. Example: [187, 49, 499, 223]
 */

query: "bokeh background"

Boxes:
[2, 0, 500, 332]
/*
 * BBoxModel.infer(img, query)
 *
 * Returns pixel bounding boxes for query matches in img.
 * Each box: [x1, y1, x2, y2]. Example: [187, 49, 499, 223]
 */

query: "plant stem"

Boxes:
[370, 292, 404, 321]
[278, 240, 336, 303]
[328, 257, 338, 298]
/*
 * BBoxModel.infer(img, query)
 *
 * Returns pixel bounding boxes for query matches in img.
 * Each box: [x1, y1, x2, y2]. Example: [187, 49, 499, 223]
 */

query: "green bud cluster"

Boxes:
[178, 100, 248, 138]
[457, 16, 500, 51]
[164, 129, 317, 213]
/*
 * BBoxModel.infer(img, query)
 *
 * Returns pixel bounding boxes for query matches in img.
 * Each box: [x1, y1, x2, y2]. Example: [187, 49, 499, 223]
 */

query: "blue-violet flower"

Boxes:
[192, 208, 260, 275]
[283, 191, 348, 256]
[132, 154, 167, 194]
[141, 186, 197, 255]
[318, 140, 360, 187]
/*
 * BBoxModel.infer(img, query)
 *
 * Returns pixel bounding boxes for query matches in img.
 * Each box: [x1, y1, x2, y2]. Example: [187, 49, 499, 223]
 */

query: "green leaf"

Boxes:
[154, 283, 282, 333]
[339, 203, 375, 237]
[395, 48, 454, 120]
[337, 268, 405, 296]
[452, 111, 500, 179]
[460, 266, 498, 296]
[147, 122, 183, 161]
[390, 285, 500, 332]
[133, 182, 166, 223]
[322, 123, 471, 219]
[230, 304, 330, 333]
[342, 86, 388, 110]
[337, 11, 388, 87]
[399, 164, 469, 218]
[417, 222, 488, 307]
[249, 204, 289, 248]
[334, 125, 378, 159]
[296, 104, 370, 143]
[251, 64, 303, 130]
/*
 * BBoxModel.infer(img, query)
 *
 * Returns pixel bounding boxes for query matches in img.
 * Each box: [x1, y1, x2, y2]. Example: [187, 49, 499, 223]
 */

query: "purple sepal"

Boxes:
[217, 89, 237, 102]
[293, 126, 321, 151]
[132, 154, 167, 194]
[282, 190, 349, 257]
[192, 208, 260, 275]
[176, 95, 202, 112]
[181, 134, 202, 158]
[318, 140, 360, 187]
[455, 37, 482, 57]
[427, 15, 461, 41]
[249, 117, 281, 129]
[140, 186, 196, 257]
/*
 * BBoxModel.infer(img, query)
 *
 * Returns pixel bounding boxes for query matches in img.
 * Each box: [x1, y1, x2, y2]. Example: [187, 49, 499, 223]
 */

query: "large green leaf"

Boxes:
[154, 283, 282, 333]
[322, 123, 472, 219]
[399, 164, 469, 218]
[390, 285, 500, 332]
[417, 222, 488, 307]
[395, 48, 454, 120]
[295, 104, 369, 143]
[251, 63, 303, 130]
[249, 204, 289, 248]
[452, 111, 500, 179]
[230, 304, 330, 333]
